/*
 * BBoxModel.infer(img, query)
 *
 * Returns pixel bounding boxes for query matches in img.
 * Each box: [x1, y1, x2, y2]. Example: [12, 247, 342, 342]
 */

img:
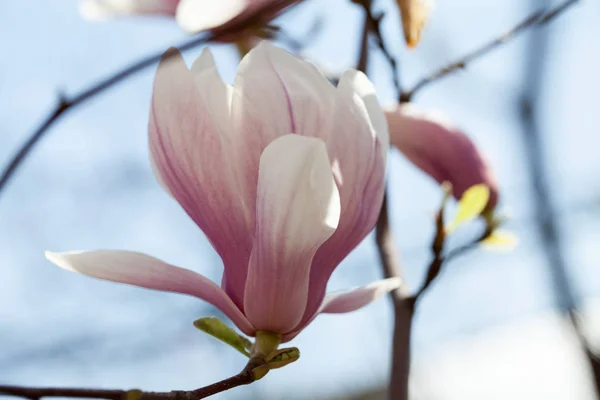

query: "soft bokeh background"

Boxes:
[1, 0, 599, 398]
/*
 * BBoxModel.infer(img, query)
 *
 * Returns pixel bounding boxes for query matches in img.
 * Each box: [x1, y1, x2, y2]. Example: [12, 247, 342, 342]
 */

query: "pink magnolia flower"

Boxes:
[46, 42, 399, 342]
[80, 0, 294, 35]
[385, 103, 499, 209]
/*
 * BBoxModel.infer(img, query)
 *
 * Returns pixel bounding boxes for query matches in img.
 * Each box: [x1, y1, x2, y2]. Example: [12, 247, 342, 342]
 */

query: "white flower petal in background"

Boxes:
[80, 0, 179, 19]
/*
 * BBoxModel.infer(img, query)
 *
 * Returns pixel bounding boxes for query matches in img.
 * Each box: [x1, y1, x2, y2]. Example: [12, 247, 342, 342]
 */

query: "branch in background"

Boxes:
[0, 357, 266, 400]
[272, 16, 325, 52]
[354, 0, 402, 95]
[517, 0, 600, 393]
[374, 192, 413, 400]
[0, 0, 303, 199]
[353, 2, 412, 399]
[355, 11, 371, 73]
[399, 0, 579, 102]
[413, 225, 493, 303]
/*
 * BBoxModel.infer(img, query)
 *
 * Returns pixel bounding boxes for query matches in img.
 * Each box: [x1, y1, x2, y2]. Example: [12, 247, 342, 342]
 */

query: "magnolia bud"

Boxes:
[396, 0, 432, 47]
[386, 103, 499, 210]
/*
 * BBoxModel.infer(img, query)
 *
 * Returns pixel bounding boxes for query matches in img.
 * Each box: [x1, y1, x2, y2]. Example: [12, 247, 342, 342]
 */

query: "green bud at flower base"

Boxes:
[266, 348, 301, 369]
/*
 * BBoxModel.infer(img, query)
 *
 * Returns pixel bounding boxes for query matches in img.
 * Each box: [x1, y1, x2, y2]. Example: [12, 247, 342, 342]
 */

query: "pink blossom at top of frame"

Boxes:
[79, 0, 293, 36]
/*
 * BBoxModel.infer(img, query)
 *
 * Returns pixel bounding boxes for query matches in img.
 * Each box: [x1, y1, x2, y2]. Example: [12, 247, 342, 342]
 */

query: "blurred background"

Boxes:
[1, 0, 599, 398]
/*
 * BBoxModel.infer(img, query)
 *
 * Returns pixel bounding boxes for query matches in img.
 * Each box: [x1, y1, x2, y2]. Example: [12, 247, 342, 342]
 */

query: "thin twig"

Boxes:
[356, 12, 370, 73]
[410, 196, 447, 302]
[399, 0, 578, 102]
[0, 0, 302, 199]
[355, 0, 402, 96]
[0, 357, 266, 400]
[274, 17, 325, 52]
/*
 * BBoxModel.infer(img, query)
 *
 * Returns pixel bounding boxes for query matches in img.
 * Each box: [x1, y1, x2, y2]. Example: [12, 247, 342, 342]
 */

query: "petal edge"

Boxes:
[46, 250, 255, 335]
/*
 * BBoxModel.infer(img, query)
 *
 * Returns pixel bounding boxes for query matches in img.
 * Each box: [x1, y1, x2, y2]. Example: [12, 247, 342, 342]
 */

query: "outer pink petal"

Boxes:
[386, 103, 498, 207]
[301, 70, 388, 324]
[80, 0, 179, 19]
[230, 41, 336, 235]
[243, 135, 340, 334]
[45, 250, 255, 336]
[149, 48, 252, 308]
[319, 277, 402, 313]
[282, 277, 402, 342]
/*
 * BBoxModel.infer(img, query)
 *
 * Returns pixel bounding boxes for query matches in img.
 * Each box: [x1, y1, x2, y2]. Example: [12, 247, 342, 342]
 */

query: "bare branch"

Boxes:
[354, 4, 411, 399]
[518, 0, 600, 393]
[0, 357, 266, 400]
[374, 192, 413, 400]
[0, 0, 302, 199]
[355, 0, 402, 96]
[400, 0, 579, 102]
[356, 12, 371, 73]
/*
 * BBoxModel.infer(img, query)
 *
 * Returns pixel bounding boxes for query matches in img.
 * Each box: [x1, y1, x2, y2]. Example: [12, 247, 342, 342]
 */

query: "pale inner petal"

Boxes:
[243, 134, 340, 333]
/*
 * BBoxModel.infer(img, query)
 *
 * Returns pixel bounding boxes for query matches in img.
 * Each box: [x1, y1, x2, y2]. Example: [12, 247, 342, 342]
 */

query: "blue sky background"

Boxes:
[1, 0, 600, 398]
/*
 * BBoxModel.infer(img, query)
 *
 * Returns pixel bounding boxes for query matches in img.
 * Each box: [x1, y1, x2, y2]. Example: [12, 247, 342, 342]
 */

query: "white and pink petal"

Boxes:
[175, 0, 247, 32]
[243, 135, 340, 333]
[229, 41, 336, 230]
[46, 250, 255, 336]
[320, 277, 402, 313]
[282, 277, 402, 342]
[302, 69, 388, 322]
[149, 48, 252, 307]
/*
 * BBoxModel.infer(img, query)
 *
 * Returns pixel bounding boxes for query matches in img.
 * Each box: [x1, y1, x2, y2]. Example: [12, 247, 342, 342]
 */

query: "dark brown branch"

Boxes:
[355, 3, 409, 398]
[355, 0, 402, 96]
[375, 193, 404, 289]
[374, 192, 412, 400]
[412, 222, 493, 302]
[399, 0, 578, 102]
[273, 16, 324, 52]
[355, 12, 370, 73]
[0, 358, 266, 400]
[0, 0, 302, 199]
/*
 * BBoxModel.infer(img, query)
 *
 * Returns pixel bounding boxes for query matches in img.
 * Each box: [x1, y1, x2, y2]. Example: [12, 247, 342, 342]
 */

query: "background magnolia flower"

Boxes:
[386, 103, 499, 209]
[80, 0, 292, 35]
[47, 42, 398, 343]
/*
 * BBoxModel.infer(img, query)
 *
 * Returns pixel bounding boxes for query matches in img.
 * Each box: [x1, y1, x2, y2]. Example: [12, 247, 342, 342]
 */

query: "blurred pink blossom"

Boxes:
[386, 103, 499, 209]
[80, 0, 295, 37]
[47, 42, 399, 342]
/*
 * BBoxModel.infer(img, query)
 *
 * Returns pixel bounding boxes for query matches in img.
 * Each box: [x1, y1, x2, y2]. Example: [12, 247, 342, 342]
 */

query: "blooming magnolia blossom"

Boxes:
[80, 0, 291, 35]
[385, 103, 499, 209]
[47, 42, 400, 342]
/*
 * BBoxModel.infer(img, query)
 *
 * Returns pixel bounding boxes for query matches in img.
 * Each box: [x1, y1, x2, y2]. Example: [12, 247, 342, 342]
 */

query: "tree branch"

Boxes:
[375, 192, 413, 400]
[399, 0, 579, 102]
[353, 3, 411, 399]
[412, 223, 493, 303]
[355, 11, 371, 73]
[0, 0, 302, 199]
[517, 0, 600, 393]
[0, 357, 266, 400]
[354, 0, 402, 96]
